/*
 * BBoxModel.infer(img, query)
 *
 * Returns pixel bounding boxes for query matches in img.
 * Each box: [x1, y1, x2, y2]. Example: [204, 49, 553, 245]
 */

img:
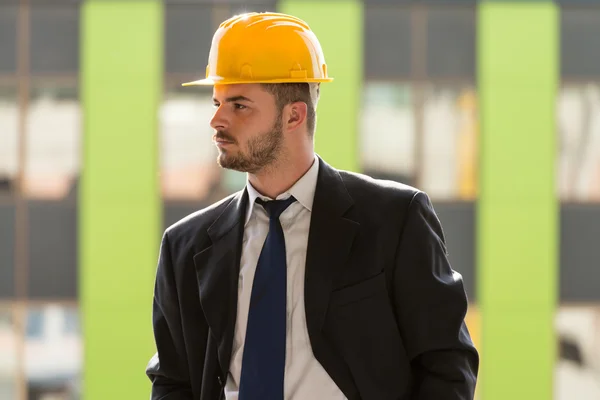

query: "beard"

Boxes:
[216, 113, 284, 174]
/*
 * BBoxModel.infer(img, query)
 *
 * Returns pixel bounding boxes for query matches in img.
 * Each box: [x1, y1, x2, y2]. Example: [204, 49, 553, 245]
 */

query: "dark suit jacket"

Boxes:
[146, 157, 479, 400]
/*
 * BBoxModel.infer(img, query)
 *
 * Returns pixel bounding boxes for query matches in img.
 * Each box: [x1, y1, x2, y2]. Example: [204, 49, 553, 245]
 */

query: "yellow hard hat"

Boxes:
[182, 12, 333, 86]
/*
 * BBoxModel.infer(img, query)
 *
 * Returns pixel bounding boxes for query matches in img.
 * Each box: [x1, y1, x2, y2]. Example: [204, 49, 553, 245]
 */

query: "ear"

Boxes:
[284, 101, 308, 132]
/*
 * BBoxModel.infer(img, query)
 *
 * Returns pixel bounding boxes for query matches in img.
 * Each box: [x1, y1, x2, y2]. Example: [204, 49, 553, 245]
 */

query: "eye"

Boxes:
[213, 102, 220, 108]
[234, 103, 247, 110]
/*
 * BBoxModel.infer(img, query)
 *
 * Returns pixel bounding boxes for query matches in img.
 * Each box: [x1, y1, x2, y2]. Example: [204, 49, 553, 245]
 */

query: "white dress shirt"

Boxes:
[224, 156, 347, 400]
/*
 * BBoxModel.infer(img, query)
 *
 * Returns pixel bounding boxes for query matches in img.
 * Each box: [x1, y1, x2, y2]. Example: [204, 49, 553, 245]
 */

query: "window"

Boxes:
[25, 305, 82, 399]
[26, 309, 44, 339]
[0, 202, 15, 299]
[0, 86, 18, 195]
[421, 7, 477, 199]
[555, 306, 600, 400]
[426, 7, 476, 79]
[164, 0, 275, 4]
[364, 0, 477, 3]
[561, 9, 600, 79]
[0, 5, 17, 74]
[165, 4, 214, 75]
[160, 87, 221, 200]
[28, 198, 78, 300]
[362, 5, 477, 200]
[421, 84, 478, 200]
[363, 5, 414, 185]
[560, 203, 600, 301]
[160, 85, 246, 202]
[30, 5, 80, 75]
[0, 308, 17, 400]
[25, 85, 80, 200]
[557, 84, 600, 201]
[364, 6, 411, 80]
[360, 82, 416, 186]
[63, 308, 79, 336]
[559, 7, 600, 202]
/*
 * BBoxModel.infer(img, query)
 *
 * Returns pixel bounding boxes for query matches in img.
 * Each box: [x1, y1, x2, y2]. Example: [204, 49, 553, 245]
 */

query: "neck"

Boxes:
[248, 150, 315, 199]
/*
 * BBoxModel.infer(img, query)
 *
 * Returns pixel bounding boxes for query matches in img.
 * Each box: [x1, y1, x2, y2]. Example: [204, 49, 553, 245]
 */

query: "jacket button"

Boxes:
[218, 375, 223, 385]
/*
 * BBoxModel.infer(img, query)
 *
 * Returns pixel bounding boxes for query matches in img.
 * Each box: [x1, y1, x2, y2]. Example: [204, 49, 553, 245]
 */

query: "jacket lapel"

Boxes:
[305, 158, 361, 399]
[193, 189, 248, 380]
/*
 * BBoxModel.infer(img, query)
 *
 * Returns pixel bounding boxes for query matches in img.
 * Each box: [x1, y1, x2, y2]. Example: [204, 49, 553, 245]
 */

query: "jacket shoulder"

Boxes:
[337, 169, 421, 205]
[164, 191, 241, 241]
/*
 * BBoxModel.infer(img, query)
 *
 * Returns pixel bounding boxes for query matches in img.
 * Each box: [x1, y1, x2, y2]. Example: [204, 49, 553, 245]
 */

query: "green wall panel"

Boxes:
[279, 0, 362, 172]
[80, 1, 162, 398]
[478, 2, 558, 399]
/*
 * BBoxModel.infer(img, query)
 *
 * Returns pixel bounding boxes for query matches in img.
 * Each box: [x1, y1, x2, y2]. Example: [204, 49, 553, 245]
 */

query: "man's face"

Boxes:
[210, 84, 283, 173]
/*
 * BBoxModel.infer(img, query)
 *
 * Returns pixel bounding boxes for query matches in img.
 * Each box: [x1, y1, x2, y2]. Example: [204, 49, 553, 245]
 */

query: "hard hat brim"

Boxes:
[182, 77, 333, 87]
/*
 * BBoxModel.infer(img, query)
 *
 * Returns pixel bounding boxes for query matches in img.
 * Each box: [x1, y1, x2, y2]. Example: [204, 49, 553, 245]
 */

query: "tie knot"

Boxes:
[256, 196, 297, 219]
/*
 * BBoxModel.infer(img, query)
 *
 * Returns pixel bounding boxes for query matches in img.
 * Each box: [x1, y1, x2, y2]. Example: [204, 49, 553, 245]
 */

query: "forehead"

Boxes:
[212, 83, 273, 103]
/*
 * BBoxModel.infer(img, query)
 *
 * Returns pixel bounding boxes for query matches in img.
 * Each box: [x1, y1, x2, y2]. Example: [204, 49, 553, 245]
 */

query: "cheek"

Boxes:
[232, 113, 271, 137]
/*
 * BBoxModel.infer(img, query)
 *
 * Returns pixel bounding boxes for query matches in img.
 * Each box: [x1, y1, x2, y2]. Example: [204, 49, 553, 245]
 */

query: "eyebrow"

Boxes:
[213, 95, 254, 103]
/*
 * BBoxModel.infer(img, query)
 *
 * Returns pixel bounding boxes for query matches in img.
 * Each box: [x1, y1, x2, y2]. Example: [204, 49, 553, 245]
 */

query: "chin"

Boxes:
[217, 155, 244, 172]
[217, 154, 228, 168]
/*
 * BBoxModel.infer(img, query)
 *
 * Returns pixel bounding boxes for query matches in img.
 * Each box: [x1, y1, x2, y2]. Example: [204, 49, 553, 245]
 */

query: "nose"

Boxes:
[210, 105, 229, 131]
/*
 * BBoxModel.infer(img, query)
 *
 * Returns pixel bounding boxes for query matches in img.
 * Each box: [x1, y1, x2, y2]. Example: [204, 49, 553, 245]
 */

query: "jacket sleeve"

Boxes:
[392, 191, 479, 400]
[146, 232, 194, 399]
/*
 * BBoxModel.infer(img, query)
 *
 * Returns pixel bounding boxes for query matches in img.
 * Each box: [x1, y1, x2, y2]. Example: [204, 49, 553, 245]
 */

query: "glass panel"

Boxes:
[30, 5, 79, 74]
[557, 0, 600, 3]
[26, 309, 44, 339]
[164, 0, 276, 4]
[25, 85, 80, 199]
[30, 0, 79, 3]
[421, 83, 478, 200]
[25, 304, 82, 399]
[0, 5, 17, 73]
[165, 4, 214, 75]
[561, 9, 600, 78]
[360, 82, 416, 185]
[364, 0, 477, 3]
[160, 87, 245, 201]
[0, 203, 15, 298]
[0, 307, 17, 400]
[0, 86, 18, 195]
[555, 305, 600, 399]
[557, 83, 600, 201]
[28, 199, 78, 300]
[364, 6, 411, 79]
[560, 204, 600, 302]
[426, 7, 476, 79]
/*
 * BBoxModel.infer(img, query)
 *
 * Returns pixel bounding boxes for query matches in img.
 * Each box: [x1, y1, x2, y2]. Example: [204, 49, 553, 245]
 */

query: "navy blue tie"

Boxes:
[238, 196, 296, 400]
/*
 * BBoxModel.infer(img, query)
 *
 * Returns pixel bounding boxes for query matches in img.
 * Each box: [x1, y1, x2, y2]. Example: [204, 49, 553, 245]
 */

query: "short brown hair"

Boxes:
[261, 83, 320, 136]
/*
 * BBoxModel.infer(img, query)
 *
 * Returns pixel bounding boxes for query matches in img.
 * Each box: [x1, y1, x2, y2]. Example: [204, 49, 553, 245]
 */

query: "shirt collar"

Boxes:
[245, 155, 320, 226]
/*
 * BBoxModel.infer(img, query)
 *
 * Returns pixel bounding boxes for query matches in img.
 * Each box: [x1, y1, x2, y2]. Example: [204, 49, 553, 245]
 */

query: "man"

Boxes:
[146, 12, 478, 400]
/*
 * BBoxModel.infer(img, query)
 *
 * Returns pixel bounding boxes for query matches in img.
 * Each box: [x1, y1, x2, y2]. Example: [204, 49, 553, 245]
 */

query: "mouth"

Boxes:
[215, 141, 233, 148]
[213, 135, 235, 147]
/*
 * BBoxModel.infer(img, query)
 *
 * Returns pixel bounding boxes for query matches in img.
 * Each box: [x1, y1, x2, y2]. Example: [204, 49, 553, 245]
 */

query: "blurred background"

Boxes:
[0, 0, 599, 399]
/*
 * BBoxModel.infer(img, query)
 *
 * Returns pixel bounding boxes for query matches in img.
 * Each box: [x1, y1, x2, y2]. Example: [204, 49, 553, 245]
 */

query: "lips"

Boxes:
[213, 138, 230, 145]
[213, 135, 235, 148]
[215, 139, 234, 144]
[213, 133, 235, 145]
